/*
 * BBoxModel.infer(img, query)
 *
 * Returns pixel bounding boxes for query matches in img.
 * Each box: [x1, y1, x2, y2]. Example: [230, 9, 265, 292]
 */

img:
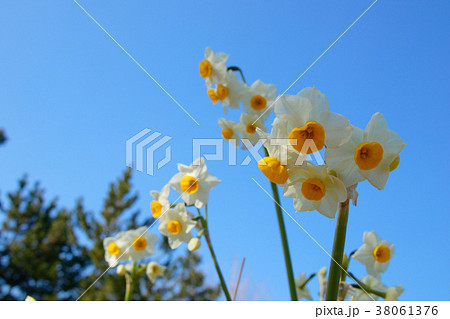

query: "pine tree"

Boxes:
[0, 168, 220, 300]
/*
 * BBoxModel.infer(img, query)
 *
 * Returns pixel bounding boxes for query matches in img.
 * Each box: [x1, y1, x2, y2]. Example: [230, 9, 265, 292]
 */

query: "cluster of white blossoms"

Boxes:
[102, 156, 220, 293]
[200, 47, 275, 149]
[103, 226, 165, 284]
[201, 48, 406, 301]
[152, 157, 220, 249]
[201, 47, 405, 219]
[103, 226, 157, 267]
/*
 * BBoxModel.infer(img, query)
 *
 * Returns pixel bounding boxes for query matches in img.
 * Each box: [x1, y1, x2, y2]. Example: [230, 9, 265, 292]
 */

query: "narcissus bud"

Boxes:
[116, 264, 126, 276]
[188, 238, 201, 251]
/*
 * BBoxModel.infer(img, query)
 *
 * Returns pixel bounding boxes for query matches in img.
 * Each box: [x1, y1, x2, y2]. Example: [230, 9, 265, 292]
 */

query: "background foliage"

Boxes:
[0, 133, 220, 300]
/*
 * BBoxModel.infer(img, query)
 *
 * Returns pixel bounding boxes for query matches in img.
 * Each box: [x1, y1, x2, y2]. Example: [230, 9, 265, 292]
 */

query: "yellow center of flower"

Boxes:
[246, 123, 257, 134]
[288, 121, 325, 154]
[167, 220, 182, 235]
[207, 88, 218, 104]
[354, 142, 384, 170]
[150, 200, 162, 218]
[221, 128, 234, 140]
[132, 236, 147, 251]
[152, 264, 159, 273]
[199, 60, 212, 78]
[389, 155, 400, 172]
[258, 157, 289, 185]
[107, 242, 120, 255]
[250, 95, 267, 111]
[216, 84, 229, 101]
[373, 244, 391, 263]
[180, 175, 199, 194]
[301, 178, 326, 201]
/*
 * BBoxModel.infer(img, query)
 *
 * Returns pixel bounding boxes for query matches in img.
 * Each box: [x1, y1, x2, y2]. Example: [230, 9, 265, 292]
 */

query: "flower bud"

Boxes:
[116, 264, 126, 276]
[188, 238, 201, 251]
[342, 253, 349, 271]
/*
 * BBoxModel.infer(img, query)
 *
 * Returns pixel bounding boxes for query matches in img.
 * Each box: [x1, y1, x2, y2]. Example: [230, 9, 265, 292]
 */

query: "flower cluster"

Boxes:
[102, 157, 220, 295]
[201, 47, 405, 220]
[201, 47, 406, 301]
[200, 47, 275, 149]
[103, 226, 157, 267]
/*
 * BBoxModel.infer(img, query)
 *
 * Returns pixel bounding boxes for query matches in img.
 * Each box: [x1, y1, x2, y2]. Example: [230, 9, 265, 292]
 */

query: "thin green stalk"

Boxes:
[199, 208, 232, 301]
[124, 261, 136, 301]
[263, 147, 298, 301]
[204, 232, 232, 301]
[227, 66, 246, 83]
[349, 272, 386, 299]
[326, 200, 350, 301]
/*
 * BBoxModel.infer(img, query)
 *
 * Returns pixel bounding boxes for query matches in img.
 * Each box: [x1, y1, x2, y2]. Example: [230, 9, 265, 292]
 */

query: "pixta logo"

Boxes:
[126, 129, 172, 176]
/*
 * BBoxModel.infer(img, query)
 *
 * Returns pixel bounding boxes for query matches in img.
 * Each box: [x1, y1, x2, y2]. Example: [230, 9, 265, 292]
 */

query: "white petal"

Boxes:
[297, 86, 330, 115]
[364, 112, 390, 143]
[274, 95, 312, 126]
[321, 111, 352, 148]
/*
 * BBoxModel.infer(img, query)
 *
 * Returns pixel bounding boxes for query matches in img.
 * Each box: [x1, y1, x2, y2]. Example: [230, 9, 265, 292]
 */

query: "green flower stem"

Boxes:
[199, 209, 232, 301]
[263, 147, 298, 301]
[341, 250, 357, 282]
[348, 272, 386, 299]
[124, 261, 137, 301]
[227, 66, 246, 83]
[299, 273, 316, 290]
[326, 199, 350, 301]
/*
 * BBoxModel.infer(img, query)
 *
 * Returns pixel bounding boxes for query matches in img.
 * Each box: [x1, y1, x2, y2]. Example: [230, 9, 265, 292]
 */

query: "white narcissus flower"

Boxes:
[295, 273, 313, 301]
[103, 231, 129, 267]
[158, 203, 197, 249]
[272, 87, 352, 154]
[349, 275, 387, 301]
[236, 113, 268, 149]
[325, 112, 405, 190]
[146, 261, 166, 283]
[169, 157, 221, 208]
[284, 162, 347, 218]
[25, 296, 36, 301]
[199, 47, 228, 88]
[149, 184, 170, 218]
[385, 285, 404, 301]
[123, 226, 158, 262]
[256, 125, 307, 185]
[207, 70, 247, 114]
[353, 231, 395, 276]
[218, 118, 240, 147]
[243, 80, 277, 122]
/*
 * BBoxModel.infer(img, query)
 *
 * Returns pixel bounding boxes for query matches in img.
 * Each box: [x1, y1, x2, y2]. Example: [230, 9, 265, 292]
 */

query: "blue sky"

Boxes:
[1, 0, 449, 300]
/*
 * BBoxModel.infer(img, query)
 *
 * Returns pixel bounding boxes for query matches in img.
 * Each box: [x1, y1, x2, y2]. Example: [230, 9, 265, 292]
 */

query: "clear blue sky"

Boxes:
[1, 0, 449, 300]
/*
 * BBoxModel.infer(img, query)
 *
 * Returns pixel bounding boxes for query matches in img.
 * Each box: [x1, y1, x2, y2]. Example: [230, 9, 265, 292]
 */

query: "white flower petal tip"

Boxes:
[346, 184, 359, 206]
[295, 273, 313, 301]
[385, 285, 404, 301]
